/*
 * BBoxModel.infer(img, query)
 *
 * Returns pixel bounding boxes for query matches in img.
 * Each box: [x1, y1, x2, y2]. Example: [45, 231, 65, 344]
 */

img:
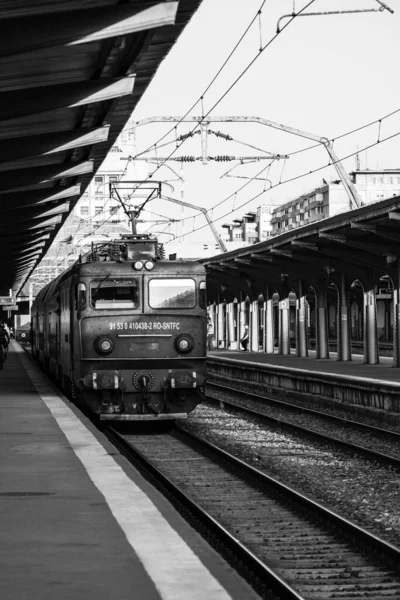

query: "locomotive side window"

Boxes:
[149, 279, 195, 309]
[199, 281, 206, 308]
[76, 283, 87, 311]
[91, 278, 139, 309]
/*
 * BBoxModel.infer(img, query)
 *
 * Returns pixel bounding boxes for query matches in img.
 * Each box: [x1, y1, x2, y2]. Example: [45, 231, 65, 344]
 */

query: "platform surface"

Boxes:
[0, 342, 259, 600]
[209, 347, 400, 386]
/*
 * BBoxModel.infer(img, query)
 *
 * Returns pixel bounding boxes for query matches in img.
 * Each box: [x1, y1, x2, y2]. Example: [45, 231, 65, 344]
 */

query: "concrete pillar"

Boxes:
[296, 294, 308, 357]
[384, 300, 391, 341]
[250, 301, 259, 352]
[316, 280, 329, 359]
[227, 303, 237, 350]
[278, 297, 290, 355]
[393, 290, 400, 367]
[217, 302, 225, 349]
[337, 273, 351, 362]
[239, 301, 246, 338]
[265, 297, 274, 353]
[392, 262, 400, 367]
[363, 287, 379, 365]
[235, 301, 240, 349]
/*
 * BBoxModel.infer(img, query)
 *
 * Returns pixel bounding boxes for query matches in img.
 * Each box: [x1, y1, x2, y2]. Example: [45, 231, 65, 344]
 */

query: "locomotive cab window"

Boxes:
[149, 278, 195, 309]
[91, 278, 139, 309]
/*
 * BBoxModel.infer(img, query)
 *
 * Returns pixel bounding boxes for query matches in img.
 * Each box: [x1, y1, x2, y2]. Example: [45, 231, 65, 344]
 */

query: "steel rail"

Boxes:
[106, 425, 304, 600]
[207, 379, 400, 440]
[205, 389, 400, 468]
[107, 425, 400, 590]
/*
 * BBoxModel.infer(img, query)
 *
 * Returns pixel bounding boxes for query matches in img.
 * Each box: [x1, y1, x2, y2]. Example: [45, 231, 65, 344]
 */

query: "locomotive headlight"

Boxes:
[94, 335, 114, 355]
[144, 260, 154, 271]
[175, 334, 194, 354]
[133, 260, 144, 270]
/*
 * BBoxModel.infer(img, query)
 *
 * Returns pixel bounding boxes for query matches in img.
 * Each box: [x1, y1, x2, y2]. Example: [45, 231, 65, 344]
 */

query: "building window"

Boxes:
[95, 206, 102, 216]
[80, 206, 89, 216]
[110, 205, 118, 215]
[95, 176, 104, 194]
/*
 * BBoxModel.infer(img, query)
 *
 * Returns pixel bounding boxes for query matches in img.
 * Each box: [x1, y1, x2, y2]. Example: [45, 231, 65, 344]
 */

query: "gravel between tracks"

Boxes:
[180, 397, 400, 548]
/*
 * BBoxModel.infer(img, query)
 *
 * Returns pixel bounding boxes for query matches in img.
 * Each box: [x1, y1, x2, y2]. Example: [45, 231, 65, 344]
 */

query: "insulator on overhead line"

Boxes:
[213, 155, 235, 162]
[209, 130, 233, 140]
[177, 156, 196, 162]
[178, 131, 197, 141]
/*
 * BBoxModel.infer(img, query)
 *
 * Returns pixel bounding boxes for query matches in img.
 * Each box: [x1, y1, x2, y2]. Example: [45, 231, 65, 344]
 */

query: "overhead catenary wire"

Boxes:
[174, 104, 400, 224]
[168, 126, 400, 243]
[121, 0, 317, 215]
[125, 1, 268, 155]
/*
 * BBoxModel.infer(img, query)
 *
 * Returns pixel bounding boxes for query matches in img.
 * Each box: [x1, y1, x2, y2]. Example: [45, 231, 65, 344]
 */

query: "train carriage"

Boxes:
[31, 234, 207, 420]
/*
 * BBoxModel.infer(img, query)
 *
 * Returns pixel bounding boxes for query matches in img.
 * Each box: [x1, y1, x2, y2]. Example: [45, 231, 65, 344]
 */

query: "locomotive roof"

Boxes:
[75, 258, 206, 276]
[32, 256, 206, 306]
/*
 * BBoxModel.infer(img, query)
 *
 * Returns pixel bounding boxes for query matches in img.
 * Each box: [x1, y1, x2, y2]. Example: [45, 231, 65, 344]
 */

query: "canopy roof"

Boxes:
[202, 196, 400, 302]
[0, 0, 202, 295]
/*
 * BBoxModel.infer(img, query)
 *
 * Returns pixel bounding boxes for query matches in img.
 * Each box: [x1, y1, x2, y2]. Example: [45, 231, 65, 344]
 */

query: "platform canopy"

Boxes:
[0, 0, 202, 296]
[202, 195, 400, 302]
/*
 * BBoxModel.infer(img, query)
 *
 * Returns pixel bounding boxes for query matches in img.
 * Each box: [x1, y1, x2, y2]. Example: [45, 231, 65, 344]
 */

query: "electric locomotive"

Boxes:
[31, 234, 207, 420]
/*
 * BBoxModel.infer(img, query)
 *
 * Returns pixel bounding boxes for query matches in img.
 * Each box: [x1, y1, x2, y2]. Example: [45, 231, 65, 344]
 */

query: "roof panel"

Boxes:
[0, 0, 203, 295]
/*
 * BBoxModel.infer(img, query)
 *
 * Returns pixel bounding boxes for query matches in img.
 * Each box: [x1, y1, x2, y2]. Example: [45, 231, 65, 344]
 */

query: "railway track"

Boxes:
[206, 380, 400, 468]
[107, 425, 400, 600]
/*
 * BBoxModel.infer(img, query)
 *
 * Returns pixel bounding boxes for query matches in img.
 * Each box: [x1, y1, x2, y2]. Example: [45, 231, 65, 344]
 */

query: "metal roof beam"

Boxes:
[5, 253, 42, 268]
[8, 243, 47, 258]
[317, 247, 385, 273]
[291, 240, 319, 251]
[0, 3, 179, 56]
[0, 126, 109, 163]
[0, 203, 69, 227]
[318, 232, 347, 243]
[0, 186, 80, 211]
[351, 223, 400, 244]
[6, 236, 50, 250]
[0, 77, 135, 121]
[16, 216, 63, 232]
[270, 248, 293, 258]
[350, 223, 376, 232]
[0, 161, 93, 193]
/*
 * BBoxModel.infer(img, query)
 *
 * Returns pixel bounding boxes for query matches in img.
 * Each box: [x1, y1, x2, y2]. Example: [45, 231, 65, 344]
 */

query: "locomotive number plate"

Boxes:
[109, 321, 181, 331]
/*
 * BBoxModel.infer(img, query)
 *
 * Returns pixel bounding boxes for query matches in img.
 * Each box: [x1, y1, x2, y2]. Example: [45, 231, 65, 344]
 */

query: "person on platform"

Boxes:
[207, 316, 214, 351]
[240, 324, 249, 351]
[0, 323, 10, 361]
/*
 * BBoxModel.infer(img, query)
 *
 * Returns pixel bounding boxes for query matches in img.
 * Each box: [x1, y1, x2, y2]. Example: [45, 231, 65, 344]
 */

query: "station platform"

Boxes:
[210, 347, 400, 385]
[0, 342, 259, 600]
[207, 348, 400, 426]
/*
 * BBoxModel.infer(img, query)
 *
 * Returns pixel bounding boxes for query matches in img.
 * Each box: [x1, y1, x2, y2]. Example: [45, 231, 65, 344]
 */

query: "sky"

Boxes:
[114, 0, 400, 245]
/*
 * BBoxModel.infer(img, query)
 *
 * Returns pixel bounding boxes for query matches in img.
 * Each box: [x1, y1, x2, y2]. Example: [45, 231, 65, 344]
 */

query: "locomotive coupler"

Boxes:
[137, 375, 163, 414]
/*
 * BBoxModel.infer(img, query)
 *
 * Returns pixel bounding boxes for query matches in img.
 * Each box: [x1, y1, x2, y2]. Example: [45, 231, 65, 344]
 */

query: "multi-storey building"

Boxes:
[270, 169, 400, 236]
[222, 203, 279, 246]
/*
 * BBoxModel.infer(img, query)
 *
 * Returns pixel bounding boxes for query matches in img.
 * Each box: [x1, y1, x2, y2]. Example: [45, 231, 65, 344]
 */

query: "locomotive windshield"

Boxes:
[91, 278, 139, 309]
[149, 278, 195, 309]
